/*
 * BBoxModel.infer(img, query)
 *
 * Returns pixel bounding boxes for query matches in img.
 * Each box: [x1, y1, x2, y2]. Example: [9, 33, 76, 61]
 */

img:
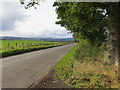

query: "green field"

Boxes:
[0, 40, 65, 51]
[0, 40, 70, 57]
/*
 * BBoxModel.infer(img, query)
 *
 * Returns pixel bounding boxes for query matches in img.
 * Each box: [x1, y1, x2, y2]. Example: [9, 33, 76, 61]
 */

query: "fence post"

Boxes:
[8, 43, 10, 50]
[22, 43, 24, 48]
[16, 42, 17, 48]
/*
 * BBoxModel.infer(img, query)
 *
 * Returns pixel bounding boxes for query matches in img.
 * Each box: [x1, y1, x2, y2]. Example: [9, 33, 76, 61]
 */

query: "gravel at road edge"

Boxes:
[30, 69, 70, 88]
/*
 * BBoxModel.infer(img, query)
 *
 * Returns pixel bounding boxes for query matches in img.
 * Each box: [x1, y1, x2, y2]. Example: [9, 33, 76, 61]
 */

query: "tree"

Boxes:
[20, 0, 42, 9]
[53, 2, 120, 65]
[53, 2, 108, 45]
[106, 2, 120, 65]
[20, 1, 120, 65]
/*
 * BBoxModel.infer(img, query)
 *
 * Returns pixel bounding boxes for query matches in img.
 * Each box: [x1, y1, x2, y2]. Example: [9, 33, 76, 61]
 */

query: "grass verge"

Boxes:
[1, 43, 69, 58]
[55, 40, 119, 88]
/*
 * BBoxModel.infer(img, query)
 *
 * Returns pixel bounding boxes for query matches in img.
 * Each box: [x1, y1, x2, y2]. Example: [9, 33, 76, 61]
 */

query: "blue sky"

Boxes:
[0, 0, 73, 38]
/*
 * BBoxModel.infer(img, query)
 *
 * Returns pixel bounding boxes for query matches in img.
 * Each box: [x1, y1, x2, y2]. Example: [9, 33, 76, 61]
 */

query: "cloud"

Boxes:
[2, 2, 26, 31]
[1, 0, 73, 38]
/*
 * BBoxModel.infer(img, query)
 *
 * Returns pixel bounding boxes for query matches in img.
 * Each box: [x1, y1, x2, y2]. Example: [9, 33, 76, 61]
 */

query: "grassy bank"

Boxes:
[0, 40, 68, 52]
[0, 40, 71, 58]
[1, 45, 59, 58]
[55, 40, 118, 88]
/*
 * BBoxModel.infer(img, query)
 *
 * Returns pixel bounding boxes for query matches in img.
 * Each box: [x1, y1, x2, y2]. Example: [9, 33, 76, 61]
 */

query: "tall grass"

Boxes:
[55, 39, 118, 88]
[74, 39, 101, 62]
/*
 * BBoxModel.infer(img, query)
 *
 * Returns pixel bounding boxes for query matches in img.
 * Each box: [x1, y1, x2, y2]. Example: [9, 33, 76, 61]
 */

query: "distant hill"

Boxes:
[0, 36, 74, 42]
[0, 36, 25, 40]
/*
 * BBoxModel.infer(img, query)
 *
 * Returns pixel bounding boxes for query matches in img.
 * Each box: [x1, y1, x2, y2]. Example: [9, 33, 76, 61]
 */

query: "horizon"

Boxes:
[0, 35, 74, 39]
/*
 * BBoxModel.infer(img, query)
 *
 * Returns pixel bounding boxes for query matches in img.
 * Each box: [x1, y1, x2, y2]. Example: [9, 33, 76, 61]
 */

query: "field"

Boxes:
[0, 40, 71, 57]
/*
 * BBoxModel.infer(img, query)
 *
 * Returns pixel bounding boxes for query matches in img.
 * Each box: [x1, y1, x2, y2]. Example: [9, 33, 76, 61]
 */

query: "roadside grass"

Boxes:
[1, 45, 58, 58]
[55, 44, 77, 80]
[0, 40, 72, 58]
[1, 40, 68, 52]
[55, 40, 119, 88]
[69, 61, 118, 88]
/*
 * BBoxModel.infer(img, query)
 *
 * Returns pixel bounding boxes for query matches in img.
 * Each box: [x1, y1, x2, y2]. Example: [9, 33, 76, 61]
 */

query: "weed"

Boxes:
[55, 39, 119, 88]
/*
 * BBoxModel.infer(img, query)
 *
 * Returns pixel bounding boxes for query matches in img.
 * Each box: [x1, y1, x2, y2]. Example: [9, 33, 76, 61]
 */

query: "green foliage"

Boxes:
[20, 0, 42, 9]
[74, 39, 101, 62]
[53, 2, 109, 44]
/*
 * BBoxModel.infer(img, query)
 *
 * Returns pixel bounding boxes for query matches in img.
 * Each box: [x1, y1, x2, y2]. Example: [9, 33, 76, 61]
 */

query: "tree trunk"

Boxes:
[108, 2, 120, 66]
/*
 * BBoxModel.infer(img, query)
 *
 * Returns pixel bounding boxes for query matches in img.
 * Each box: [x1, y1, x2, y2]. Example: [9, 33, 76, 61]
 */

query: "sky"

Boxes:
[0, 0, 73, 38]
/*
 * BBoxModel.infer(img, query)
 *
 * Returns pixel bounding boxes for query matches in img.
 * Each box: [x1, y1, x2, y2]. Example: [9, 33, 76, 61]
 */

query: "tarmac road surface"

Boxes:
[2, 44, 75, 88]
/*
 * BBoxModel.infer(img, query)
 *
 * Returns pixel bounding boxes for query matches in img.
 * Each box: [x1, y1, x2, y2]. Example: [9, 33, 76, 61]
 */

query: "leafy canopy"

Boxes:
[53, 2, 109, 44]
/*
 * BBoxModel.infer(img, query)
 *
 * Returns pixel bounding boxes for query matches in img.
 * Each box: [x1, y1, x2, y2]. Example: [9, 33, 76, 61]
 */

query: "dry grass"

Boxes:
[55, 41, 119, 88]
[71, 60, 119, 88]
[74, 61, 117, 75]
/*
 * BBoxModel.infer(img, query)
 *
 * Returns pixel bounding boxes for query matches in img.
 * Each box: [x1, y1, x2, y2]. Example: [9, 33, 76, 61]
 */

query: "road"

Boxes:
[2, 44, 75, 88]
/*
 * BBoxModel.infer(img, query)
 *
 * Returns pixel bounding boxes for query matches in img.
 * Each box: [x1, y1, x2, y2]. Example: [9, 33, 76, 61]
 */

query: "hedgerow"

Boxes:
[1, 44, 67, 58]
